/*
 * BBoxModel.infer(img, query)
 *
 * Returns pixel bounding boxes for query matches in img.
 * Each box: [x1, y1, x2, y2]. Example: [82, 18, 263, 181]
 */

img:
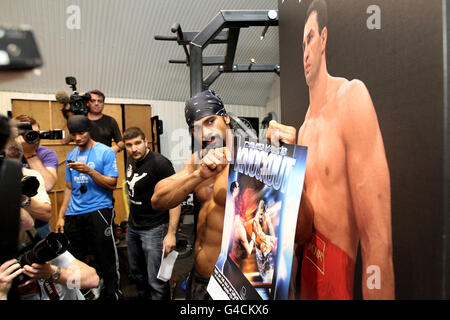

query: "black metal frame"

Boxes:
[155, 10, 280, 96]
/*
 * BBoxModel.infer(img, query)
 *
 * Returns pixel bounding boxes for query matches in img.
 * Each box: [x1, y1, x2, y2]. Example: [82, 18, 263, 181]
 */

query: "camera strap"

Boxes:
[42, 280, 60, 300]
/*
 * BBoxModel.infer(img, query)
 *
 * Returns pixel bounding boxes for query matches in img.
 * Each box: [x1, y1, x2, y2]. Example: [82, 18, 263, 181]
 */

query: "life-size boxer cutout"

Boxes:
[267, 0, 394, 300]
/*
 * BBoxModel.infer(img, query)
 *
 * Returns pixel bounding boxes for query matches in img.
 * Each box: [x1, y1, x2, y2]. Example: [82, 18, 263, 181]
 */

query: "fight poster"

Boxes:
[207, 137, 307, 300]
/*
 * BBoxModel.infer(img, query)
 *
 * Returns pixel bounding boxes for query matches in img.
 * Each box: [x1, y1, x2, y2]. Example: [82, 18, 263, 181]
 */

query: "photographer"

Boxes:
[19, 250, 100, 300]
[0, 247, 100, 300]
[14, 115, 57, 238]
[14, 115, 58, 192]
[4, 138, 51, 226]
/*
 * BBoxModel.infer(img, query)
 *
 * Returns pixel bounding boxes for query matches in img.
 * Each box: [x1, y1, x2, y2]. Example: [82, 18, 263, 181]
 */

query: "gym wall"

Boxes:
[279, 0, 448, 299]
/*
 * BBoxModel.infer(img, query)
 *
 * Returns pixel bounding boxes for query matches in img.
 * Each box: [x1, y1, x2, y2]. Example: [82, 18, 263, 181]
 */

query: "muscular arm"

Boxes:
[25, 155, 57, 192]
[342, 80, 394, 299]
[152, 148, 230, 211]
[152, 163, 203, 210]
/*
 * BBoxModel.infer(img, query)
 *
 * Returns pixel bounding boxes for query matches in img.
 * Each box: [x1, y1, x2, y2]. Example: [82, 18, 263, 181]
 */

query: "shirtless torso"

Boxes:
[298, 76, 359, 261]
[192, 164, 229, 277]
[296, 75, 393, 299]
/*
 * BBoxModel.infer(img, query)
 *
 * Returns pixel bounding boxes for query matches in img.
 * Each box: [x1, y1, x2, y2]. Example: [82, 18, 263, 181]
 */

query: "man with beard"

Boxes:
[55, 115, 121, 300]
[152, 90, 314, 300]
[151, 90, 233, 300]
[123, 126, 181, 300]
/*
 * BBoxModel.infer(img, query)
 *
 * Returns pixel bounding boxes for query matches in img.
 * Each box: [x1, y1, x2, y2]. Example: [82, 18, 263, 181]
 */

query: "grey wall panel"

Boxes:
[0, 0, 279, 107]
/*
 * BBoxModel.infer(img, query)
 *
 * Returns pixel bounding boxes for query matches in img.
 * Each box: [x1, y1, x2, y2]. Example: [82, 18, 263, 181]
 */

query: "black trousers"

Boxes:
[186, 267, 212, 300]
[64, 208, 121, 300]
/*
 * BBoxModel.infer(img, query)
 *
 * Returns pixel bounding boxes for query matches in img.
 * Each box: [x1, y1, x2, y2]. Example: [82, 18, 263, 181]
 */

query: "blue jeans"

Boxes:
[127, 223, 170, 300]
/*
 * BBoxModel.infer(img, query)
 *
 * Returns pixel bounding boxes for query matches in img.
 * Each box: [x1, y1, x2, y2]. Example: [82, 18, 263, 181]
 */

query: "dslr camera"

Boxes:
[14, 232, 69, 285]
[17, 122, 64, 144]
[62, 76, 90, 119]
[21, 175, 39, 198]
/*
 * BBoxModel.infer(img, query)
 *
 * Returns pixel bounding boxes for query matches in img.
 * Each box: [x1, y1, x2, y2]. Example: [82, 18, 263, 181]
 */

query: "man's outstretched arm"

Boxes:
[342, 80, 394, 300]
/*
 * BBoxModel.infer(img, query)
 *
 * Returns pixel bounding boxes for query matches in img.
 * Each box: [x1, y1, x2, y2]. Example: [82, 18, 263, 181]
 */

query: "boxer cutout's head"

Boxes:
[303, 0, 328, 87]
[185, 90, 231, 152]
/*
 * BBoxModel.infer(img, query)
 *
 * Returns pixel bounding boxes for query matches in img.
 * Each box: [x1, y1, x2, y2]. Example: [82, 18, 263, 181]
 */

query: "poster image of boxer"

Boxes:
[207, 138, 308, 300]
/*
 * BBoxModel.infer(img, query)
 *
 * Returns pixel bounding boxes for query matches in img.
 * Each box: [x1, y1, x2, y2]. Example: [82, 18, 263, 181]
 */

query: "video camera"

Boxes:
[14, 232, 69, 285]
[17, 122, 64, 144]
[61, 76, 90, 119]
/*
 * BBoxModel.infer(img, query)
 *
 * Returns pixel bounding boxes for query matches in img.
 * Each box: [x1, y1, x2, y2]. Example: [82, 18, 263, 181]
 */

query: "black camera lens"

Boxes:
[21, 175, 39, 197]
[14, 233, 69, 286]
[24, 130, 40, 144]
[39, 130, 64, 140]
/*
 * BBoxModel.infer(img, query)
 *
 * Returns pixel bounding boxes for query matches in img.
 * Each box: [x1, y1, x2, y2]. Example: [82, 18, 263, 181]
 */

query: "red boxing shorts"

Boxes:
[300, 229, 355, 300]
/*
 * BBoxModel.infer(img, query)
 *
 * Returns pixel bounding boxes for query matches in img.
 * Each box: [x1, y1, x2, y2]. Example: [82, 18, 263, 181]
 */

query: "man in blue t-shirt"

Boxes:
[55, 115, 121, 300]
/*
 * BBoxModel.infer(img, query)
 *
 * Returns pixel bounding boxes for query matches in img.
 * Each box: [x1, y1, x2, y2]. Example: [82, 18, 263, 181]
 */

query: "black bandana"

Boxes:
[184, 90, 227, 126]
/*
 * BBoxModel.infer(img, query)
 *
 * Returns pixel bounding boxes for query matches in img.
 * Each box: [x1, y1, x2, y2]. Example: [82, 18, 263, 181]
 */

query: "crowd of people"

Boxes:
[0, 88, 180, 300]
[0, 0, 394, 301]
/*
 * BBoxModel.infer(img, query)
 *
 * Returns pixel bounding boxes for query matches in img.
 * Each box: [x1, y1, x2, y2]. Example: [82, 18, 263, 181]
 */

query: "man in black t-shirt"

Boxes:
[87, 90, 124, 153]
[123, 126, 181, 300]
[61, 89, 124, 154]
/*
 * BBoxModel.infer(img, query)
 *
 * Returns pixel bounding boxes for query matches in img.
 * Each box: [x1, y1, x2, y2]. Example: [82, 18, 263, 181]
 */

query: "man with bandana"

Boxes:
[151, 90, 233, 299]
[151, 90, 313, 299]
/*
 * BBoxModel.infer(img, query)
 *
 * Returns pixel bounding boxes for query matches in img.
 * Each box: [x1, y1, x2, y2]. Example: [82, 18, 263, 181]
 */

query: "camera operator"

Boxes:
[4, 138, 52, 227]
[56, 115, 121, 300]
[0, 247, 100, 300]
[14, 115, 58, 192]
[1, 197, 98, 300]
[19, 250, 100, 300]
[61, 89, 124, 154]
[13, 115, 55, 239]
[87, 90, 124, 153]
